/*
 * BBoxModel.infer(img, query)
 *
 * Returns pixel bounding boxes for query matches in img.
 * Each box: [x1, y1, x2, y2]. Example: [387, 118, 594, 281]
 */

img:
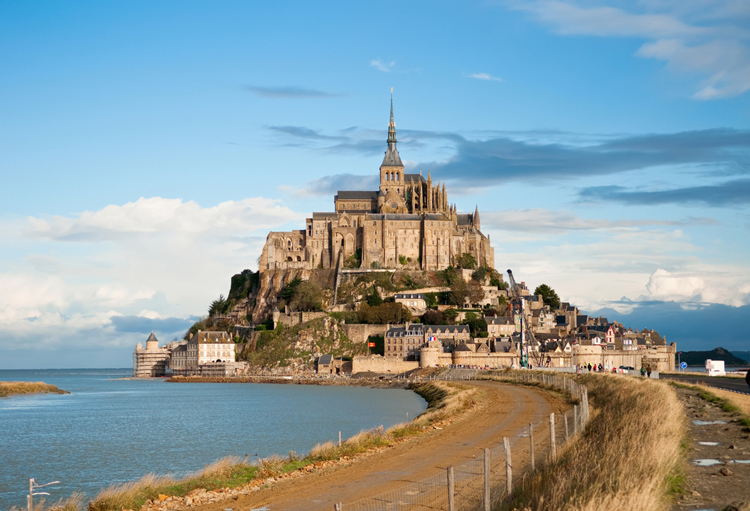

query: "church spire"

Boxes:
[388, 90, 396, 145]
[380, 88, 403, 168]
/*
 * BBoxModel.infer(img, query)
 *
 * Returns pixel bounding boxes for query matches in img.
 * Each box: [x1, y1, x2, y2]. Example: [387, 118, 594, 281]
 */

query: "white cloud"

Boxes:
[509, 0, 750, 99]
[0, 196, 301, 357]
[470, 73, 504, 82]
[370, 59, 395, 73]
[28, 196, 302, 241]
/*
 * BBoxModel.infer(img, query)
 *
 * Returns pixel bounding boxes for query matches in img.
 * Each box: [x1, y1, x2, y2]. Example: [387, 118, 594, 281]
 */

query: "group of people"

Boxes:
[575, 362, 653, 377]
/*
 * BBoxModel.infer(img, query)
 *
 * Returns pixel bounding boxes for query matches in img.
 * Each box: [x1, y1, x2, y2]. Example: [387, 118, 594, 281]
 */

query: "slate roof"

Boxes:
[486, 316, 512, 325]
[424, 325, 469, 334]
[386, 325, 424, 337]
[404, 173, 426, 184]
[336, 191, 378, 200]
[146, 332, 159, 343]
[381, 145, 403, 167]
[318, 354, 333, 365]
[456, 214, 473, 226]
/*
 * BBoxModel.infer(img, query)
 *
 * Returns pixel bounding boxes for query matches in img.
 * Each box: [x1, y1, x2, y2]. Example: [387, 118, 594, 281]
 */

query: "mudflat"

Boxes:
[193, 380, 567, 511]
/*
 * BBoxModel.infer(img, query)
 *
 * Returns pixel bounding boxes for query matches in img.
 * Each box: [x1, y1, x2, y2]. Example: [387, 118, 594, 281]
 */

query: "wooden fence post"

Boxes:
[484, 448, 491, 511]
[573, 405, 578, 435]
[334, 503, 342, 511]
[549, 413, 556, 461]
[447, 466, 455, 511]
[529, 423, 535, 472]
[504, 436, 512, 496]
[564, 413, 569, 442]
[338, 431, 341, 447]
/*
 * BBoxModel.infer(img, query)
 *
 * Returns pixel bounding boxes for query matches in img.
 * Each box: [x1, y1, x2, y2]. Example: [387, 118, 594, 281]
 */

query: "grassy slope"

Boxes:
[500, 374, 685, 511]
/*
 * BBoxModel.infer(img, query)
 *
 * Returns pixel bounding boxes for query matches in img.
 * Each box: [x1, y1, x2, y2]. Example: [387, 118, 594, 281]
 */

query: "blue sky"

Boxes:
[1, 0, 749, 368]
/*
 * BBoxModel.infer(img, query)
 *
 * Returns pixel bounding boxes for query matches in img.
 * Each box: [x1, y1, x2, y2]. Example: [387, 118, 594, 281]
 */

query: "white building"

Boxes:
[170, 330, 237, 376]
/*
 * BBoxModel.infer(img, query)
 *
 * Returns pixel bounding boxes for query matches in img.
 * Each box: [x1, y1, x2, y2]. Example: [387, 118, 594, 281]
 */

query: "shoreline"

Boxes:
[166, 374, 411, 388]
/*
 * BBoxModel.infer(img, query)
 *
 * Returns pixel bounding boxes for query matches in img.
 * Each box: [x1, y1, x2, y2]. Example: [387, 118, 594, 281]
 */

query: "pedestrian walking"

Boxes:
[640, 366, 646, 377]
[646, 365, 652, 378]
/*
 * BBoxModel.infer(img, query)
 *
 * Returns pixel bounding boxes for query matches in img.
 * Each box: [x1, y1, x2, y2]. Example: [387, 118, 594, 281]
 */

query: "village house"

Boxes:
[394, 293, 428, 314]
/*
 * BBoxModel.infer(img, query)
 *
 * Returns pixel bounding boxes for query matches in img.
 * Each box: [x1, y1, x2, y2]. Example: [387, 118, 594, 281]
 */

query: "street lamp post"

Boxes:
[28, 478, 60, 511]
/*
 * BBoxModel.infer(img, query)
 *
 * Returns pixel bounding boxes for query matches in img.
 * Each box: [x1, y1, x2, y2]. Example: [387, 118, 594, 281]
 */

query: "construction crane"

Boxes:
[506, 269, 541, 368]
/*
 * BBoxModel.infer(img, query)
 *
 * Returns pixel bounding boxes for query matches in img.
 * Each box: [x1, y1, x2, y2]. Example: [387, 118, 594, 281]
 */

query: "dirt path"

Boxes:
[195, 381, 566, 511]
[672, 386, 750, 511]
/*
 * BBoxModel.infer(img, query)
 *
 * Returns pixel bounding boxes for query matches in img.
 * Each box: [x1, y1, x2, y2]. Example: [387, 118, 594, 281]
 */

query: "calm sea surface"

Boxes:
[0, 369, 426, 510]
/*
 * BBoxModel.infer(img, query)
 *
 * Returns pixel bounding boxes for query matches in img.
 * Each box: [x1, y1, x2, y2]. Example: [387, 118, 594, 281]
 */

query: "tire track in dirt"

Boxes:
[195, 381, 567, 511]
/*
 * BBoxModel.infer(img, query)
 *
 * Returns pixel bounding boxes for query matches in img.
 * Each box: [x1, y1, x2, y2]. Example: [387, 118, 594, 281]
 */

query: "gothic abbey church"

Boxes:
[259, 99, 495, 272]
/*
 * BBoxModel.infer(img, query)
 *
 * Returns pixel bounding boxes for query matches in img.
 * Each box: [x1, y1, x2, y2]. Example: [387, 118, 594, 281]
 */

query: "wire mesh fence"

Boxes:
[339, 370, 590, 511]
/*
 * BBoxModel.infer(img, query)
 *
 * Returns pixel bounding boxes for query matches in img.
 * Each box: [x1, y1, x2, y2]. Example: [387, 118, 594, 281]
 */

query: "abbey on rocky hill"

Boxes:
[259, 97, 495, 272]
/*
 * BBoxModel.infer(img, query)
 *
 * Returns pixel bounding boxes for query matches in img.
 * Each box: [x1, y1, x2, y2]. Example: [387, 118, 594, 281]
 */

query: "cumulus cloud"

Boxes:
[508, 0, 750, 99]
[28, 196, 302, 241]
[1, 196, 299, 362]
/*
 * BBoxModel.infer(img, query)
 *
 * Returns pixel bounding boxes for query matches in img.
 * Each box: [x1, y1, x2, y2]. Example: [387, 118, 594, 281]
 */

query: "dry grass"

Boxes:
[500, 374, 685, 511]
[0, 381, 69, 398]
[88, 457, 257, 511]
[88, 381, 474, 511]
[9, 492, 84, 511]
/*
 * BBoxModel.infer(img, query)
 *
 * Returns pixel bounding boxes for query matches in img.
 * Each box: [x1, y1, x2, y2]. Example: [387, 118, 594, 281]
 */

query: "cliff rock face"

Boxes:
[239, 316, 369, 372]
[250, 268, 336, 323]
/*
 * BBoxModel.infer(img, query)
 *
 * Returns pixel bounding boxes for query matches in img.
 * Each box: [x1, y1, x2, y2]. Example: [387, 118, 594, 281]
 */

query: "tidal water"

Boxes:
[0, 369, 427, 509]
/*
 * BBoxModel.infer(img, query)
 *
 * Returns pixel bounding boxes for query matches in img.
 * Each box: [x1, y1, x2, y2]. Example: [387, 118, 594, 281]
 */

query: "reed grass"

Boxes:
[499, 374, 685, 511]
[88, 381, 473, 511]
[0, 381, 69, 397]
[9, 492, 84, 511]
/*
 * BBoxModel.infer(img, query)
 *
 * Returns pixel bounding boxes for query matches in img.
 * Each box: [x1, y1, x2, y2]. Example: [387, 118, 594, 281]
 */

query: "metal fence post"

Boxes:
[504, 436, 512, 496]
[484, 448, 491, 511]
[447, 466, 455, 511]
[549, 413, 556, 461]
[529, 423, 535, 472]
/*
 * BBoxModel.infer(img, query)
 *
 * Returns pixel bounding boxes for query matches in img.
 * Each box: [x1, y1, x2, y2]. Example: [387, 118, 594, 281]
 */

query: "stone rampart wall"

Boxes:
[352, 355, 419, 374]
[342, 324, 388, 344]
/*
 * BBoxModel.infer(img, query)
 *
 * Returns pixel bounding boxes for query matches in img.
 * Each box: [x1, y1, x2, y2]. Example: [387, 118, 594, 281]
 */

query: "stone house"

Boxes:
[485, 315, 516, 338]
[394, 293, 428, 314]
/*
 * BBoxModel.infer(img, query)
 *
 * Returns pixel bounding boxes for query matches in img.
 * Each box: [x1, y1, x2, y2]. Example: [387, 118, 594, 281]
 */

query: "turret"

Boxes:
[473, 205, 481, 230]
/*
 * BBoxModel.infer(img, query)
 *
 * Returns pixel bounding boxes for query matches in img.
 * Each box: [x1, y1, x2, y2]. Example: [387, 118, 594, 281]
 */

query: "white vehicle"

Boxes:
[705, 359, 726, 376]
